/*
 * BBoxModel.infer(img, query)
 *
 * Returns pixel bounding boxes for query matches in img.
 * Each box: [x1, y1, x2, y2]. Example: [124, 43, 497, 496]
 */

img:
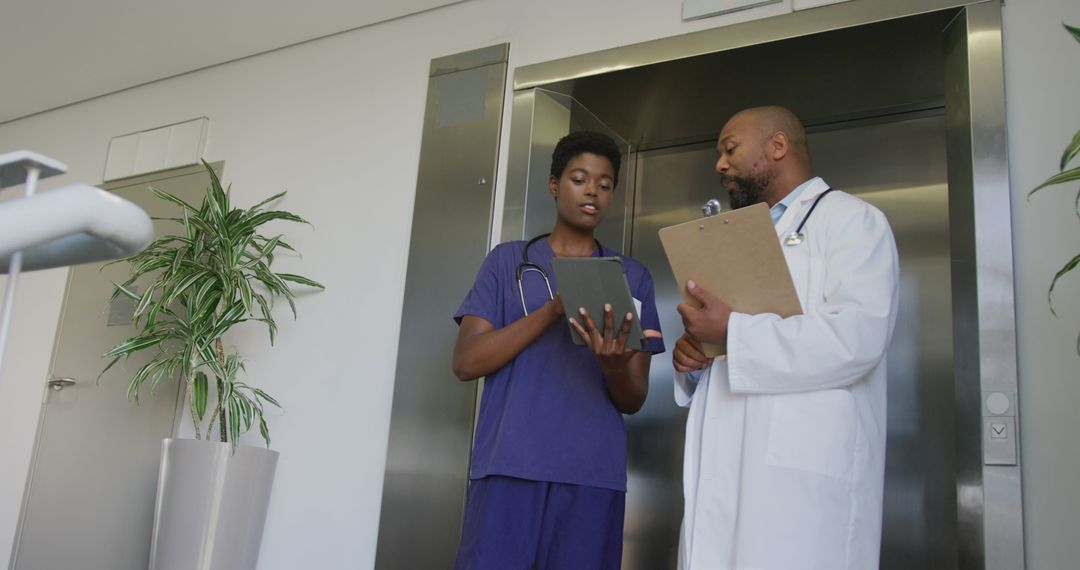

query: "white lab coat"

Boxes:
[675, 178, 899, 570]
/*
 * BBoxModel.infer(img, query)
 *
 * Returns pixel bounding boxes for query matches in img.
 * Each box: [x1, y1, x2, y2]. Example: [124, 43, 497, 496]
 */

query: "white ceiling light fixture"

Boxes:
[0, 150, 153, 380]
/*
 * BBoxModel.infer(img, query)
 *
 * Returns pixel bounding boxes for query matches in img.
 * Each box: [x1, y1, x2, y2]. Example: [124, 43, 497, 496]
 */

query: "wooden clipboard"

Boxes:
[658, 202, 802, 357]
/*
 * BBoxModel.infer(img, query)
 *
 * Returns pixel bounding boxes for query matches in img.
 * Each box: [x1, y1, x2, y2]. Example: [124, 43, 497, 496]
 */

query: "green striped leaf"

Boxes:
[149, 186, 198, 213]
[163, 271, 207, 308]
[97, 356, 122, 383]
[112, 283, 140, 301]
[1060, 129, 1080, 171]
[249, 191, 287, 213]
[277, 273, 325, 289]
[252, 294, 277, 344]
[238, 278, 254, 315]
[207, 303, 247, 340]
[1048, 253, 1080, 315]
[127, 358, 168, 401]
[1029, 166, 1080, 197]
[193, 371, 208, 420]
[257, 237, 295, 254]
[133, 282, 161, 319]
[1066, 23, 1080, 44]
[239, 396, 254, 431]
[253, 388, 281, 408]
[148, 365, 169, 394]
[228, 398, 241, 446]
[105, 333, 165, 357]
[258, 416, 271, 447]
[237, 211, 308, 235]
[129, 256, 171, 279]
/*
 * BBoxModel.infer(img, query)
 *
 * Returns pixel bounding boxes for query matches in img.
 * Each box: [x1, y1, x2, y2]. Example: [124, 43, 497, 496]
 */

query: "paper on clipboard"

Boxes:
[658, 202, 802, 357]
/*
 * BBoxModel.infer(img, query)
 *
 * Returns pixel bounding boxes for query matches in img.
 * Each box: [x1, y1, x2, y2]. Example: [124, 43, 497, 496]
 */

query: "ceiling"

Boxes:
[0, 0, 464, 124]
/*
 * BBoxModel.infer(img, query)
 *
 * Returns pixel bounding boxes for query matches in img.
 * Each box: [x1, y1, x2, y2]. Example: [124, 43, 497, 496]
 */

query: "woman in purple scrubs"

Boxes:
[452, 131, 665, 569]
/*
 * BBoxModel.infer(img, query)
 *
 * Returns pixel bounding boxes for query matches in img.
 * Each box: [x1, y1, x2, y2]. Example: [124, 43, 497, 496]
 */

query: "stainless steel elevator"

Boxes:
[622, 116, 956, 569]
[379, 1, 1022, 569]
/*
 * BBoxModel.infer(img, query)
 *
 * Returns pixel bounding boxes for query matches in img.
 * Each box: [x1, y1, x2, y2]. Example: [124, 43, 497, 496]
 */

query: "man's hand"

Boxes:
[676, 280, 732, 348]
[673, 333, 712, 373]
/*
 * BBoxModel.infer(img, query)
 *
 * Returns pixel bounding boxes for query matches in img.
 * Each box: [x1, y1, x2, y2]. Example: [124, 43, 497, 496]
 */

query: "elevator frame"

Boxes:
[500, 1, 1021, 569]
[376, 0, 1022, 568]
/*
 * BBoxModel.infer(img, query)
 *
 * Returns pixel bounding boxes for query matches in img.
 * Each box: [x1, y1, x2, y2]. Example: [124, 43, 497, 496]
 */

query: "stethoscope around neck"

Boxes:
[782, 187, 834, 246]
[702, 187, 834, 246]
[516, 233, 603, 315]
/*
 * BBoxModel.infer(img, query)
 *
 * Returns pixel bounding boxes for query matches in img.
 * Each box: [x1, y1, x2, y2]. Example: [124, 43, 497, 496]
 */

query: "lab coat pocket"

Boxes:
[765, 389, 857, 482]
[781, 241, 811, 309]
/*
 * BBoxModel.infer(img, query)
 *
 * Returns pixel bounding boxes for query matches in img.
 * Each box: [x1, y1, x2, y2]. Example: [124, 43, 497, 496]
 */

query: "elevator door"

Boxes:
[626, 113, 957, 569]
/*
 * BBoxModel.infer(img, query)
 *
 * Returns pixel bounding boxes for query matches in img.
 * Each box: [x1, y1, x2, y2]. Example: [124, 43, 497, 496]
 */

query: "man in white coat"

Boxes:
[672, 106, 899, 570]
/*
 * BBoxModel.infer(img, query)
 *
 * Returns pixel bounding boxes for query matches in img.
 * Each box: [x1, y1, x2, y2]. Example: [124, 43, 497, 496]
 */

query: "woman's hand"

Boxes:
[546, 293, 565, 317]
[569, 304, 661, 371]
[569, 304, 637, 371]
[568, 304, 660, 414]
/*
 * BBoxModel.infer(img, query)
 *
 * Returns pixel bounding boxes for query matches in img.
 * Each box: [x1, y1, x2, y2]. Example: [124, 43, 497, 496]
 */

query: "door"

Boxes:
[628, 114, 958, 568]
[507, 99, 962, 569]
[376, 45, 509, 569]
[488, 3, 1023, 567]
[10, 164, 215, 569]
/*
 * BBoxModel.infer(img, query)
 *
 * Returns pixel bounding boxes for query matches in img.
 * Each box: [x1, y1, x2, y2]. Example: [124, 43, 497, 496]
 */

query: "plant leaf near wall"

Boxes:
[1028, 23, 1080, 353]
[101, 160, 324, 447]
[1066, 23, 1080, 44]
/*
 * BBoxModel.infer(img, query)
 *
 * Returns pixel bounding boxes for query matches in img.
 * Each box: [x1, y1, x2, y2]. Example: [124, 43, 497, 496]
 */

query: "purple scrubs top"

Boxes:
[454, 238, 665, 491]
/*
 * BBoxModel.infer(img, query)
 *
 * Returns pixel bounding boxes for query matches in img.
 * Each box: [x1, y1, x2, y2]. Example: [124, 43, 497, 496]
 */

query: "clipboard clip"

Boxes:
[701, 199, 722, 217]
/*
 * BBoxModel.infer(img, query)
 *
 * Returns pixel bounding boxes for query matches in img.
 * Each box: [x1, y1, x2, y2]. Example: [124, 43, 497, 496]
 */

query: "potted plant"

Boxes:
[1029, 23, 1080, 354]
[102, 160, 323, 569]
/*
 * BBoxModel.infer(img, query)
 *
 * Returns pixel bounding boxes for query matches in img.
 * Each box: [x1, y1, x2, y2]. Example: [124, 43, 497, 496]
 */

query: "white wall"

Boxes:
[1003, 0, 1080, 568]
[2, 0, 1077, 568]
[0, 0, 468, 123]
[0, 1, 791, 568]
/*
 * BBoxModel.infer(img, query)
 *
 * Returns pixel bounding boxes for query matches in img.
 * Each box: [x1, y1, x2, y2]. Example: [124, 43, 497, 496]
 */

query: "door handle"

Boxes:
[47, 376, 76, 391]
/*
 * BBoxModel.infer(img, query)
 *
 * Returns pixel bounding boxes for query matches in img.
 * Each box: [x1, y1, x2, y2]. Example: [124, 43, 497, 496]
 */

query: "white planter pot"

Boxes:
[149, 438, 279, 570]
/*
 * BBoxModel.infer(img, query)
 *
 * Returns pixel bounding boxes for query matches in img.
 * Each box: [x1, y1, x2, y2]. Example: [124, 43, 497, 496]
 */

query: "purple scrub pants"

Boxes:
[453, 475, 626, 570]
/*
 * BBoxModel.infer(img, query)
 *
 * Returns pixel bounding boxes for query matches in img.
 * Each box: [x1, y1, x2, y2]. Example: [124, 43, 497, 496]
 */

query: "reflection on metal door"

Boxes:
[627, 115, 957, 568]
[11, 165, 215, 570]
[375, 44, 509, 569]
[499, 3, 1020, 568]
[508, 94, 961, 567]
[501, 89, 634, 252]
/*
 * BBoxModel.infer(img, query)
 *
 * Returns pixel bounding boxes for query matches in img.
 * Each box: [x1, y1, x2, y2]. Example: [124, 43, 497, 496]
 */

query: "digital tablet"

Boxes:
[550, 256, 645, 349]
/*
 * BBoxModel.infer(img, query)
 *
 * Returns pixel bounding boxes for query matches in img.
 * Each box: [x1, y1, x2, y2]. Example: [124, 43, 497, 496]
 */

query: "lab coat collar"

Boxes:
[774, 176, 829, 238]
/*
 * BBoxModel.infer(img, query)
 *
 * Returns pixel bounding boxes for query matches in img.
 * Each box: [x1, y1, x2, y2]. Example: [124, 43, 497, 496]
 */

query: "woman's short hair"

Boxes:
[550, 131, 622, 189]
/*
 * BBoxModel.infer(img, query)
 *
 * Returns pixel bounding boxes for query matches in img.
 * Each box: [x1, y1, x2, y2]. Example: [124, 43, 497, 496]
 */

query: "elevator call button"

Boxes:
[982, 392, 1017, 465]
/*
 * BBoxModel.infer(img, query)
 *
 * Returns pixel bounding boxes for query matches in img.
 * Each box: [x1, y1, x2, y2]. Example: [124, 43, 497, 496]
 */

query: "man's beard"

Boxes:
[721, 172, 772, 209]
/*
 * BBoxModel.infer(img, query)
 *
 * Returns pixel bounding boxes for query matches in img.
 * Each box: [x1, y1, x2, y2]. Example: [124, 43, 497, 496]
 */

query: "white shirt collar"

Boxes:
[769, 177, 818, 225]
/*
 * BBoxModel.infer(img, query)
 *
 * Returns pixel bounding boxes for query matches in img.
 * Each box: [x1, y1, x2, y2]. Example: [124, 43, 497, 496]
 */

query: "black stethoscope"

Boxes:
[783, 188, 834, 246]
[516, 233, 603, 315]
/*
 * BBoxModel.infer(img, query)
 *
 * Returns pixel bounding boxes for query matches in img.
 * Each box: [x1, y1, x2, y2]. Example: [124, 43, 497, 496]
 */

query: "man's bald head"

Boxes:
[715, 106, 814, 208]
[727, 106, 809, 161]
